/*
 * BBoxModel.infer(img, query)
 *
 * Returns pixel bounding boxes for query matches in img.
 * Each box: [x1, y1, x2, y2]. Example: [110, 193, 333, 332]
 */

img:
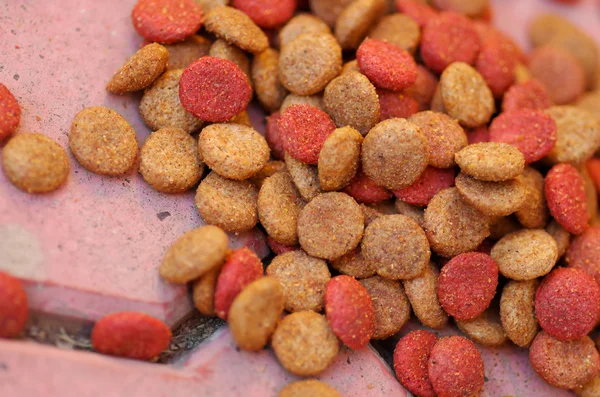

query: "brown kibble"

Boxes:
[489, 216, 521, 241]
[248, 161, 286, 189]
[279, 13, 332, 47]
[456, 310, 507, 347]
[284, 152, 322, 201]
[545, 106, 600, 165]
[330, 246, 376, 279]
[164, 35, 211, 70]
[271, 311, 339, 377]
[266, 250, 331, 312]
[199, 123, 270, 180]
[279, 380, 340, 397]
[193, 266, 221, 316]
[500, 279, 539, 347]
[318, 126, 363, 191]
[361, 118, 429, 190]
[229, 276, 285, 351]
[341, 60, 361, 75]
[369, 13, 421, 54]
[575, 375, 600, 397]
[107, 43, 168, 94]
[455, 142, 525, 182]
[209, 39, 253, 88]
[546, 220, 571, 258]
[69, 106, 138, 176]
[195, 172, 258, 232]
[405, 65, 439, 111]
[360, 275, 411, 339]
[194, 0, 229, 11]
[279, 33, 342, 96]
[455, 173, 527, 217]
[252, 48, 287, 112]
[204, 6, 268, 54]
[424, 187, 490, 257]
[297, 192, 364, 260]
[228, 110, 252, 127]
[362, 214, 430, 280]
[516, 167, 549, 229]
[140, 127, 204, 193]
[403, 262, 449, 329]
[323, 72, 380, 135]
[334, 0, 386, 50]
[2, 133, 69, 194]
[160, 225, 228, 284]
[309, 0, 353, 27]
[440, 62, 495, 128]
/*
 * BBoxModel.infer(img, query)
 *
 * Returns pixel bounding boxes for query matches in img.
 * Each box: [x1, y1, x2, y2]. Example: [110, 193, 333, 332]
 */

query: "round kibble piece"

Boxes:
[369, 13, 420, 54]
[279, 380, 340, 397]
[284, 153, 322, 202]
[455, 172, 527, 217]
[330, 246, 377, 279]
[428, 336, 485, 397]
[545, 106, 600, 166]
[456, 311, 507, 347]
[566, 226, 600, 285]
[440, 62, 495, 128]
[393, 167, 455, 207]
[0, 83, 21, 140]
[160, 226, 228, 284]
[192, 267, 221, 316]
[325, 275, 375, 349]
[334, 0, 386, 50]
[309, 0, 353, 27]
[362, 118, 428, 190]
[2, 133, 69, 194]
[362, 215, 430, 280]
[377, 89, 419, 121]
[279, 13, 331, 47]
[502, 80, 553, 112]
[70, 106, 138, 176]
[356, 38, 417, 91]
[403, 262, 449, 329]
[132, 0, 202, 44]
[252, 48, 287, 113]
[438, 252, 498, 320]
[545, 163, 588, 235]
[318, 126, 363, 191]
[164, 35, 211, 70]
[343, 169, 393, 204]
[546, 28, 599, 90]
[297, 192, 364, 260]
[179, 57, 252, 123]
[266, 250, 331, 312]
[360, 276, 411, 339]
[203, 6, 268, 53]
[500, 279, 539, 347]
[232, 0, 296, 28]
[0, 271, 28, 338]
[528, 14, 576, 48]
[535, 267, 600, 341]
[195, 172, 258, 233]
[394, 330, 438, 397]
[475, 36, 518, 98]
[271, 311, 339, 377]
[395, 0, 438, 27]
[279, 33, 342, 96]
[229, 276, 285, 351]
[455, 142, 525, 182]
[530, 331, 600, 390]
[106, 43, 168, 94]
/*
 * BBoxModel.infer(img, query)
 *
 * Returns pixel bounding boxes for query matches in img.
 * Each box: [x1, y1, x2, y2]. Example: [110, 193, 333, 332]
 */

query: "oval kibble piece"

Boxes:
[330, 247, 376, 279]
[132, 0, 203, 44]
[334, 0, 386, 50]
[284, 152, 322, 201]
[192, 267, 221, 316]
[566, 226, 600, 286]
[279, 380, 340, 397]
[0, 271, 28, 338]
[545, 106, 600, 166]
[403, 262, 449, 329]
[106, 43, 169, 94]
[500, 279, 539, 348]
[515, 167, 549, 229]
[0, 83, 21, 140]
[394, 330, 438, 397]
[360, 275, 411, 340]
[229, 276, 285, 352]
[164, 35, 211, 70]
[309, 0, 353, 27]
[395, 0, 438, 28]
[252, 48, 287, 113]
[369, 13, 420, 54]
[455, 310, 507, 347]
[318, 126, 363, 191]
[475, 36, 518, 99]
[279, 13, 332, 47]
[455, 172, 527, 217]
[203, 6, 268, 54]
[545, 163, 588, 235]
[455, 142, 525, 182]
[356, 38, 417, 92]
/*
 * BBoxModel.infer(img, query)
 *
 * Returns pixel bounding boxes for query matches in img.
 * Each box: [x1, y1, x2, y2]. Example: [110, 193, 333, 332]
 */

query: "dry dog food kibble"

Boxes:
[132, 0, 202, 44]
[369, 13, 421, 54]
[395, 0, 438, 27]
[318, 126, 363, 191]
[334, 0, 386, 50]
[280, 93, 324, 113]
[566, 226, 600, 285]
[106, 43, 169, 94]
[545, 163, 588, 235]
[284, 152, 322, 201]
[455, 142, 525, 182]
[393, 166, 455, 207]
[360, 275, 411, 339]
[279, 13, 331, 47]
[404, 65, 438, 112]
[343, 169, 393, 204]
[455, 172, 527, 217]
[0, 271, 28, 338]
[278, 380, 341, 397]
[502, 79, 553, 112]
[209, 39, 252, 88]
[476, 36, 518, 98]
[394, 330, 438, 397]
[500, 279, 539, 348]
[357, 38, 417, 91]
[456, 310, 507, 347]
[515, 167, 549, 229]
[265, 112, 285, 160]
[403, 262, 448, 329]
[192, 266, 221, 316]
[377, 89, 419, 121]
[0, 83, 21, 140]
[203, 6, 268, 53]
[164, 35, 211, 70]
[330, 247, 377, 279]
[252, 48, 287, 113]
[232, 0, 296, 28]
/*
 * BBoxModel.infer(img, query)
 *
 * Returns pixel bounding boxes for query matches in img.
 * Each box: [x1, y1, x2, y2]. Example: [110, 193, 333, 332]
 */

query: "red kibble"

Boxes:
[502, 80, 553, 112]
[325, 275, 375, 350]
[91, 312, 172, 360]
[472, 21, 524, 63]
[467, 126, 489, 144]
[428, 336, 485, 397]
[489, 109, 557, 164]
[278, 104, 336, 165]
[438, 252, 499, 320]
[536, 268, 600, 341]
[357, 38, 418, 92]
[267, 236, 298, 255]
[395, 0, 438, 27]
[343, 169, 393, 204]
[393, 167, 455, 206]
[476, 37, 518, 98]
[0, 271, 28, 338]
[586, 158, 600, 194]
[179, 57, 252, 122]
[545, 163, 588, 235]
[377, 89, 419, 121]
[214, 247, 264, 320]
[265, 112, 285, 160]
[404, 65, 439, 111]
[131, 0, 203, 44]
[0, 83, 21, 140]
[421, 12, 481, 74]
[566, 227, 600, 286]
[232, 0, 296, 28]
[394, 330, 438, 397]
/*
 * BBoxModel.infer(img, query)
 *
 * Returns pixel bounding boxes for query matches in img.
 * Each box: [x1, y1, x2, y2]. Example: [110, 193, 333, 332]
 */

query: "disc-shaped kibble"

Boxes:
[546, 28, 599, 90]
[405, 66, 439, 111]
[192, 267, 220, 316]
[455, 142, 525, 181]
[279, 13, 331, 47]
[440, 62, 495, 128]
[502, 80, 553, 112]
[164, 35, 211, 71]
[279, 380, 341, 397]
[106, 43, 168, 94]
[179, 57, 252, 123]
[500, 279, 539, 348]
[530, 331, 600, 390]
[325, 275, 375, 349]
[361, 118, 428, 190]
[475, 37, 518, 98]
[343, 169, 393, 204]
[284, 153, 322, 201]
[545, 106, 600, 166]
[455, 310, 507, 347]
[393, 330, 438, 397]
[356, 38, 417, 91]
[308, 0, 353, 27]
[535, 268, 600, 341]
[362, 215, 430, 280]
[271, 311, 339, 377]
[0, 83, 21, 140]
[297, 192, 364, 260]
[428, 336, 485, 397]
[393, 167, 456, 206]
[252, 48, 287, 113]
[334, 0, 387, 50]
[330, 246, 377, 279]
[395, 0, 438, 27]
[545, 163, 588, 235]
[566, 227, 600, 286]
[203, 6, 268, 53]
[438, 252, 498, 320]
[360, 276, 411, 339]
[131, 0, 203, 44]
[403, 262, 449, 329]
[369, 14, 421, 54]
[195, 172, 259, 233]
[455, 173, 527, 217]
[0, 271, 28, 338]
[2, 133, 69, 194]
[279, 33, 342, 96]
[377, 89, 419, 121]
[318, 126, 363, 191]
[266, 250, 331, 312]
[232, 0, 296, 28]
[515, 168, 549, 229]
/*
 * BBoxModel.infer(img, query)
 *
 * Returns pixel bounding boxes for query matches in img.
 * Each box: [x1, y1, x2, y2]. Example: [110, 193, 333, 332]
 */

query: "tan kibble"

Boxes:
[575, 375, 600, 397]
[403, 262, 449, 329]
[160, 226, 228, 284]
[194, 0, 229, 11]
[492, 229, 557, 280]
[361, 118, 429, 190]
[297, 192, 364, 260]
[199, 123, 270, 180]
[318, 126, 363, 191]
[209, 39, 252, 89]
[140, 69, 204, 133]
[455, 173, 527, 217]
[229, 277, 285, 351]
[284, 152, 322, 201]
[455, 142, 525, 182]
[395, 200, 425, 227]
[69, 106, 138, 176]
[165, 35, 211, 70]
[548, 32, 598, 90]
[456, 310, 507, 347]
[500, 279, 539, 347]
[368, 14, 421, 54]
[528, 14, 577, 48]
[309, 0, 354, 27]
[360, 275, 411, 339]
[195, 172, 258, 232]
[489, 216, 521, 241]
[140, 127, 204, 193]
[330, 246, 376, 279]
[228, 110, 252, 127]
[430, 83, 446, 113]
[546, 220, 571, 258]
[271, 311, 339, 377]
[193, 266, 221, 316]
[341, 60, 361, 75]
[545, 106, 600, 165]
[334, 0, 386, 50]
[279, 33, 342, 96]
[279, 380, 340, 397]
[252, 48, 287, 112]
[2, 133, 69, 194]
[279, 13, 332, 47]
[516, 167, 549, 229]
[106, 43, 168, 94]
[280, 94, 324, 113]
[440, 62, 495, 128]
[323, 72, 380, 135]
[248, 161, 286, 189]
[204, 6, 268, 54]
[577, 91, 600, 120]
[266, 250, 331, 312]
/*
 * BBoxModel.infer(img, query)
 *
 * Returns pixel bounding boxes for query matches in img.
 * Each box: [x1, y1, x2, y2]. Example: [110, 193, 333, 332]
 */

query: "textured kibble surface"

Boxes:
[357, 38, 417, 91]
[566, 226, 600, 285]
[284, 152, 322, 202]
[476, 35, 518, 98]
[203, 6, 268, 54]
[278, 380, 341, 397]
[343, 169, 393, 204]
[500, 279, 539, 348]
[369, 13, 421, 54]
[404, 262, 449, 329]
[334, 0, 386, 50]
[308, 0, 353, 27]
[395, 0, 438, 27]
[517, 168, 549, 228]
[0, 83, 21, 140]
[455, 172, 527, 217]
[131, 0, 203, 44]
[456, 310, 507, 347]
[377, 89, 419, 121]
[394, 166, 455, 206]
[192, 267, 221, 316]
[502, 79, 553, 112]
[318, 126, 363, 191]
[209, 39, 252, 89]
[164, 35, 211, 70]
[545, 163, 588, 235]
[232, 0, 296, 28]
[330, 247, 377, 279]
[279, 13, 332, 47]
[106, 43, 169, 94]
[393, 330, 438, 397]
[455, 142, 525, 182]
[0, 271, 28, 338]
[545, 106, 600, 166]
[252, 48, 287, 113]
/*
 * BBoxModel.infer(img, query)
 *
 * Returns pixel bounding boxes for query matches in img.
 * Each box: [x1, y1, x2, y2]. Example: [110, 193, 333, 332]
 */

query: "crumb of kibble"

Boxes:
[106, 43, 169, 94]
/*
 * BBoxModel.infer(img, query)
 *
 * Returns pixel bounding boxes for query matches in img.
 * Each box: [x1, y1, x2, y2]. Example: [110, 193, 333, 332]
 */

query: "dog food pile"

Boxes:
[2, 0, 600, 395]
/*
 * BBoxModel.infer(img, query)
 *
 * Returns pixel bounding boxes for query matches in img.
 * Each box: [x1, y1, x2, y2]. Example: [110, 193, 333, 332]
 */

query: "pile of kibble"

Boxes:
[2, 0, 600, 396]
